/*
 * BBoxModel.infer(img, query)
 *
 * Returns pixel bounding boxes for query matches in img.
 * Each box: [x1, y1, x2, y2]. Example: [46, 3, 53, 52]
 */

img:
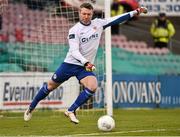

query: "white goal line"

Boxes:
[71, 128, 180, 136]
[1, 128, 180, 137]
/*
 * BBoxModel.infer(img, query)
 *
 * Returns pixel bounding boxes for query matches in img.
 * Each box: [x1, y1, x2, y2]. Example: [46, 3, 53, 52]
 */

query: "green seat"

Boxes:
[0, 54, 9, 63]
[111, 47, 180, 75]
[0, 63, 24, 72]
[3, 42, 180, 75]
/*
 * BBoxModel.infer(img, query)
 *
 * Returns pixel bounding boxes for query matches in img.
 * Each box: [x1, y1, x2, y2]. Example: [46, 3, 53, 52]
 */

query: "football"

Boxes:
[97, 115, 115, 131]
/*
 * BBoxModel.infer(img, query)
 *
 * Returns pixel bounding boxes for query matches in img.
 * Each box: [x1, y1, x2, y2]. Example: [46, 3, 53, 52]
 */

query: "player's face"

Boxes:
[79, 8, 93, 25]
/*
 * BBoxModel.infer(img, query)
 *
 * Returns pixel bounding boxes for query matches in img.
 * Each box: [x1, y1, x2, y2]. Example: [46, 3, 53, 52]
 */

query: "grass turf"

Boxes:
[0, 109, 180, 136]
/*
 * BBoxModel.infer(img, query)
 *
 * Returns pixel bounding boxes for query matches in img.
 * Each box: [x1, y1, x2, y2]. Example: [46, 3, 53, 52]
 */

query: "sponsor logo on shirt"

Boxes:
[69, 34, 75, 39]
[81, 33, 98, 43]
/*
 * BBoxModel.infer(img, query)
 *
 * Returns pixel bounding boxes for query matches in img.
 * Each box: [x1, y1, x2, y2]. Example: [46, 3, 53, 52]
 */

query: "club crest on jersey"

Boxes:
[81, 33, 98, 43]
[93, 26, 97, 30]
[53, 73, 57, 79]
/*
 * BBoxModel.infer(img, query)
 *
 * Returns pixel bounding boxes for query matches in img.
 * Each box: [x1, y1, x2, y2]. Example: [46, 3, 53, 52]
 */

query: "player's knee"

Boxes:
[86, 83, 98, 92]
[91, 86, 97, 92]
[81, 76, 98, 92]
[47, 80, 60, 91]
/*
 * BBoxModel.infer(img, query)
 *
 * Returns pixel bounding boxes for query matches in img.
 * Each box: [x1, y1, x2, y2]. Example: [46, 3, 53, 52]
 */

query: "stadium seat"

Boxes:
[0, 63, 23, 72]
[1, 2, 180, 75]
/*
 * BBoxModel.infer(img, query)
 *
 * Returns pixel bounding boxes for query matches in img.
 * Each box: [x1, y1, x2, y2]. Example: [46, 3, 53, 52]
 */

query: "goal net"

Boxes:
[0, 0, 108, 115]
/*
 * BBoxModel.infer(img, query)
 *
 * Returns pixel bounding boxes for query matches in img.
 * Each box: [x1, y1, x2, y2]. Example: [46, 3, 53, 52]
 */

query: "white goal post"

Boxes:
[105, 0, 113, 116]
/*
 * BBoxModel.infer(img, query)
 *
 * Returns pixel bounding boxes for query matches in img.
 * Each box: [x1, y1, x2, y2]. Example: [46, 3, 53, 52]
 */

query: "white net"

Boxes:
[0, 0, 106, 114]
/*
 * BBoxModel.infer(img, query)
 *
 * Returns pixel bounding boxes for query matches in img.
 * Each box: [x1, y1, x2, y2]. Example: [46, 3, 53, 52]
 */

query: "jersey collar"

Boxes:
[80, 21, 91, 26]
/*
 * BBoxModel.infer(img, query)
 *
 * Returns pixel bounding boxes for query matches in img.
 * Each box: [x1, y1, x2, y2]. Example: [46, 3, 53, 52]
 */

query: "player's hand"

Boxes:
[84, 62, 96, 72]
[136, 7, 148, 15]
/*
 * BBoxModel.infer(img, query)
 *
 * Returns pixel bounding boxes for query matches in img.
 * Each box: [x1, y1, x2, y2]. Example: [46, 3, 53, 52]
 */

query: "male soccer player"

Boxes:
[24, 3, 147, 124]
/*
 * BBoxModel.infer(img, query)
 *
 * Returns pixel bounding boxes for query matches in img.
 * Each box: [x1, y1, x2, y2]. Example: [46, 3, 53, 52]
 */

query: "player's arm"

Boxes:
[68, 29, 95, 71]
[103, 7, 148, 29]
[68, 30, 88, 65]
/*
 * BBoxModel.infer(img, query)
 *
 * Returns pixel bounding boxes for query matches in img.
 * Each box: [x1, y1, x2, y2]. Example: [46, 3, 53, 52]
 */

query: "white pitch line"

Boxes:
[71, 128, 180, 136]
[1, 129, 180, 137]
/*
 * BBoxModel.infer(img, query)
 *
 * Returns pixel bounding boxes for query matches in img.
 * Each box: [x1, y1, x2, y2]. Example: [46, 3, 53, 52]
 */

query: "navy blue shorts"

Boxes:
[51, 62, 96, 83]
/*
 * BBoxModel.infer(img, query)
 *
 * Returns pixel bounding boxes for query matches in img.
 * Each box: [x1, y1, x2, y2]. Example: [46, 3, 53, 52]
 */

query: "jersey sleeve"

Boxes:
[68, 28, 88, 65]
[98, 11, 137, 29]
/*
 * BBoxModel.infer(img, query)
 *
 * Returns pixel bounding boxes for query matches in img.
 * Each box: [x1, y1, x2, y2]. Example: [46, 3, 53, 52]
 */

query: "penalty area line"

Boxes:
[72, 128, 180, 136]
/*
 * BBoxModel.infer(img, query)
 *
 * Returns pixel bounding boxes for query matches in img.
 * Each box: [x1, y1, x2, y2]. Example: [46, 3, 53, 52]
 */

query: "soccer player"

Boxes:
[24, 3, 147, 124]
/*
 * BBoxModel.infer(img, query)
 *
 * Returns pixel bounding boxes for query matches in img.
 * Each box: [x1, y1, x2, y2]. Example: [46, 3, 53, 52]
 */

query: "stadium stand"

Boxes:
[0, 1, 180, 75]
[112, 47, 180, 75]
[2, 41, 180, 75]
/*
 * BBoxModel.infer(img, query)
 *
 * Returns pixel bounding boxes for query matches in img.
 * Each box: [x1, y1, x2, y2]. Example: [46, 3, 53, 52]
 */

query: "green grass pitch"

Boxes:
[0, 109, 180, 136]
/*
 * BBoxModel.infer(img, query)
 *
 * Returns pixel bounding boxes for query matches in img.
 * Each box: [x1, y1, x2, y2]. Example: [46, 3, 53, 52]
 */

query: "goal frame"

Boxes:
[105, 0, 113, 116]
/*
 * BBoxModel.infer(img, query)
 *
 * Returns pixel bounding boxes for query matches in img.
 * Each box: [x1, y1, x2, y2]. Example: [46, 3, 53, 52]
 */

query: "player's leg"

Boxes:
[24, 62, 71, 121]
[24, 80, 60, 121]
[65, 75, 97, 124]
[29, 80, 60, 110]
[68, 76, 97, 111]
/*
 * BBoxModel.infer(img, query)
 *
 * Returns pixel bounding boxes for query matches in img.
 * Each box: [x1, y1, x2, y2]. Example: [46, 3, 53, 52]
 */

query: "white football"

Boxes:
[97, 115, 115, 131]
